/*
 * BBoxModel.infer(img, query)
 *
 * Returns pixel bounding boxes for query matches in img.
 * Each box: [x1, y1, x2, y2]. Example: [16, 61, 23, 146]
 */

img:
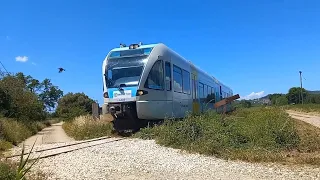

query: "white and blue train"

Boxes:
[102, 43, 233, 131]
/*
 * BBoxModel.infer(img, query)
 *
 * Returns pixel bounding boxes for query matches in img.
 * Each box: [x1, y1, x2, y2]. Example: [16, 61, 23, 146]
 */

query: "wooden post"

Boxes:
[92, 103, 100, 120]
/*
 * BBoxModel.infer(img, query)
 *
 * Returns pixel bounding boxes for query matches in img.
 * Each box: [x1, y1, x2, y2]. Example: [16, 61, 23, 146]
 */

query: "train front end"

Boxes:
[102, 43, 154, 132]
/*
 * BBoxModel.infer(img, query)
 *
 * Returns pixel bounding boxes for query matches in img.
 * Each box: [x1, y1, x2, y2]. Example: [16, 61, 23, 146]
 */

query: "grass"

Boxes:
[0, 140, 45, 180]
[134, 107, 320, 166]
[0, 160, 17, 180]
[0, 119, 33, 146]
[284, 104, 320, 114]
[62, 115, 114, 140]
[0, 118, 55, 153]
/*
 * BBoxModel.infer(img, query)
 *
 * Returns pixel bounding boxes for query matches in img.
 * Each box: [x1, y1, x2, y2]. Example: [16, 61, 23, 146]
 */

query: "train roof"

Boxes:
[106, 43, 232, 91]
[110, 43, 158, 52]
[159, 43, 232, 91]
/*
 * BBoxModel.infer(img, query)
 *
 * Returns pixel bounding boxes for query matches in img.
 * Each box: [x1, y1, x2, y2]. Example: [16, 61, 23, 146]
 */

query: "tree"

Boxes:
[0, 75, 46, 121]
[274, 96, 288, 106]
[14, 72, 63, 111]
[269, 93, 284, 105]
[305, 94, 320, 104]
[38, 79, 63, 111]
[56, 92, 95, 120]
[287, 87, 308, 104]
[240, 100, 252, 108]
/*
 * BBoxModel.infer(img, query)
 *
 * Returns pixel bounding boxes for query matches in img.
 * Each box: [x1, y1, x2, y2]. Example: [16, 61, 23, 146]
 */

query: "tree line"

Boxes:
[235, 87, 320, 108]
[0, 72, 96, 122]
[269, 87, 320, 106]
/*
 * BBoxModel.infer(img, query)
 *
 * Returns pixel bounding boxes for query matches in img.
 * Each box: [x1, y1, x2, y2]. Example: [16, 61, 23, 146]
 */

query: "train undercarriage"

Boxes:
[106, 102, 156, 133]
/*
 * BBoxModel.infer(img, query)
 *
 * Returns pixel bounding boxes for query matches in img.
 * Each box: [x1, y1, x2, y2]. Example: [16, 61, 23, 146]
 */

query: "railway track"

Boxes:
[5, 136, 125, 161]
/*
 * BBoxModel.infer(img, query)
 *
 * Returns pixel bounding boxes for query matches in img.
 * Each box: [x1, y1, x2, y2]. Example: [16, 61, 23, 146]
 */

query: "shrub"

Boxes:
[0, 161, 17, 180]
[135, 107, 301, 161]
[56, 93, 96, 120]
[63, 115, 113, 140]
[0, 75, 46, 121]
[0, 119, 32, 146]
[0, 140, 12, 151]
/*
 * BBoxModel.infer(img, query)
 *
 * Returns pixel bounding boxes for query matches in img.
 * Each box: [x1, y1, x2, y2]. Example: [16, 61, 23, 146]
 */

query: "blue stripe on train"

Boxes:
[107, 86, 138, 98]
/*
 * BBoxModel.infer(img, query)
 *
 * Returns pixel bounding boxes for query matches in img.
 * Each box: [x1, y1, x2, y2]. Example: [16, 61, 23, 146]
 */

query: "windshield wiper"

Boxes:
[118, 83, 126, 90]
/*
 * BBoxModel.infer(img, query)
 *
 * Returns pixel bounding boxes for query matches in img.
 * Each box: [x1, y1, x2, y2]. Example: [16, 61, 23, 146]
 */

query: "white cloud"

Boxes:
[15, 56, 28, 62]
[242, 91, 265, 100]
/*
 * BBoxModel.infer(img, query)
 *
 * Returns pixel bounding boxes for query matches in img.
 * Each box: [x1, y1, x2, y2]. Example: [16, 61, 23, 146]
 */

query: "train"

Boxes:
[101, 42, 233, 131]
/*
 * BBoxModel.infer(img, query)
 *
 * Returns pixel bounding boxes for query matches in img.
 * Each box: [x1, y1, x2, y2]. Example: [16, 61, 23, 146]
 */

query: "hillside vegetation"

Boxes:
[0, 72, 97, 179]
[0, 73, 63, 151]
[134, 107, 320, 165]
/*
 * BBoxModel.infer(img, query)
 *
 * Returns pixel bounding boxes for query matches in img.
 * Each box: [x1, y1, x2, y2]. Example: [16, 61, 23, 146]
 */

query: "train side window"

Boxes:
[191, 74, 196, 100]
[182, 69, 190, 94]
[199, 82, 204, 102]
[165, 62, 171, 91]
[145, 60, 164, 90]
[211, 87, 216, 103]
[204, 85, 208, 102]
[173, 65, 182, 93]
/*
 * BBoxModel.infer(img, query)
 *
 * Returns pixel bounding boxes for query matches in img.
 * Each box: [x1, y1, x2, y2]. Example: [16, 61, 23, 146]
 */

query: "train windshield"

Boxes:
[105, 56, 148, 88]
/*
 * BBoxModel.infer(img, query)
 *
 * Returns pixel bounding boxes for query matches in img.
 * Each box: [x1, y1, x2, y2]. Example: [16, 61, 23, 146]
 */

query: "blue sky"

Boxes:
[1, 0, 319, 104]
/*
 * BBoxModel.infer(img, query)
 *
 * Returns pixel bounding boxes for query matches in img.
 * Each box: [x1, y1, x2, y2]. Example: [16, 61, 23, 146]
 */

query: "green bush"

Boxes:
[0, 140, 12, 151]
[0, 75, 46, 121]
[0, 161, 17, 180]
[135, 107, 300, 161]
[0, 119, 32, 146]
[0, 119, 52, 150]
[56, 93, 95, 120]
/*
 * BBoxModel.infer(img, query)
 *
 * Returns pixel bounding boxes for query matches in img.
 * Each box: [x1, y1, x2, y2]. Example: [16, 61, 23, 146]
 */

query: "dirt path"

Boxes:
[287, 110, 320, 128]
[22, 122, 75, 146]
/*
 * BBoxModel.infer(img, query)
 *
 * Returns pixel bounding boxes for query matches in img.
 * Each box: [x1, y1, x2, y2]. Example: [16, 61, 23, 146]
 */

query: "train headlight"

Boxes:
[136, 90, 148, 96]
[103, 92, 109, 98]
[129, 44, 140, 49]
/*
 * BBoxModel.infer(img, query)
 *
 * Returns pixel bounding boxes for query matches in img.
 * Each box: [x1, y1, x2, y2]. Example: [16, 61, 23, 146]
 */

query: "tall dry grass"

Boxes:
[62, 115, 113, 140]
[0, 118, 53, 151]
[283, 104, 320, 114]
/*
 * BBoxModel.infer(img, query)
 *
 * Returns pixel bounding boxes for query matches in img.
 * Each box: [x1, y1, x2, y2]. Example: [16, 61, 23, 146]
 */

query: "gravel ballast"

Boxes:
[19, 138, 320, 180]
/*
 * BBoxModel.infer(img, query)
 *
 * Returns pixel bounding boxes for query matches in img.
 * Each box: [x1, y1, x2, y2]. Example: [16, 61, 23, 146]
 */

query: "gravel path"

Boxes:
[23, 122, 74, 146]
[287, 110, 320, 128]
[21, 138, 320, 180]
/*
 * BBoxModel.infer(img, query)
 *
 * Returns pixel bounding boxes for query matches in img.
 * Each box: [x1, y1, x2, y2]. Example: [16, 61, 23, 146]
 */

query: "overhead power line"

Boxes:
[0, 60, 9, 74]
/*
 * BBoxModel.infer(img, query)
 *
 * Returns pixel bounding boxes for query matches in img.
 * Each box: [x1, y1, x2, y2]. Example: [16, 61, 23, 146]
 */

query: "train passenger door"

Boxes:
[198, 82, 204, 112]
[172, 65, 184, 118]
[191, 74, 200, 114]
[164, 61, 173, 118]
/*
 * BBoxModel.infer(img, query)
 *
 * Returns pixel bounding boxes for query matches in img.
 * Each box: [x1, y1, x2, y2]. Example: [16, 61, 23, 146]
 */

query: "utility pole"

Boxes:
[299, 71, 303, 104]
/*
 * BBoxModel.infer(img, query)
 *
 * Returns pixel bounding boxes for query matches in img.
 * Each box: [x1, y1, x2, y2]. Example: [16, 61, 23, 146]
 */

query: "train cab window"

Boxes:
[182, 70, 190, 94]
[165, 62, 171, 91]
[145, 60, 164, 90]
[173, 65, 183, 93]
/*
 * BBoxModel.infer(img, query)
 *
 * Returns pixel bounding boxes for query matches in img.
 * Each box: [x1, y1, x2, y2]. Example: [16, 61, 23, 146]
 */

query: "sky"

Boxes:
[1, 0, 320, 104]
